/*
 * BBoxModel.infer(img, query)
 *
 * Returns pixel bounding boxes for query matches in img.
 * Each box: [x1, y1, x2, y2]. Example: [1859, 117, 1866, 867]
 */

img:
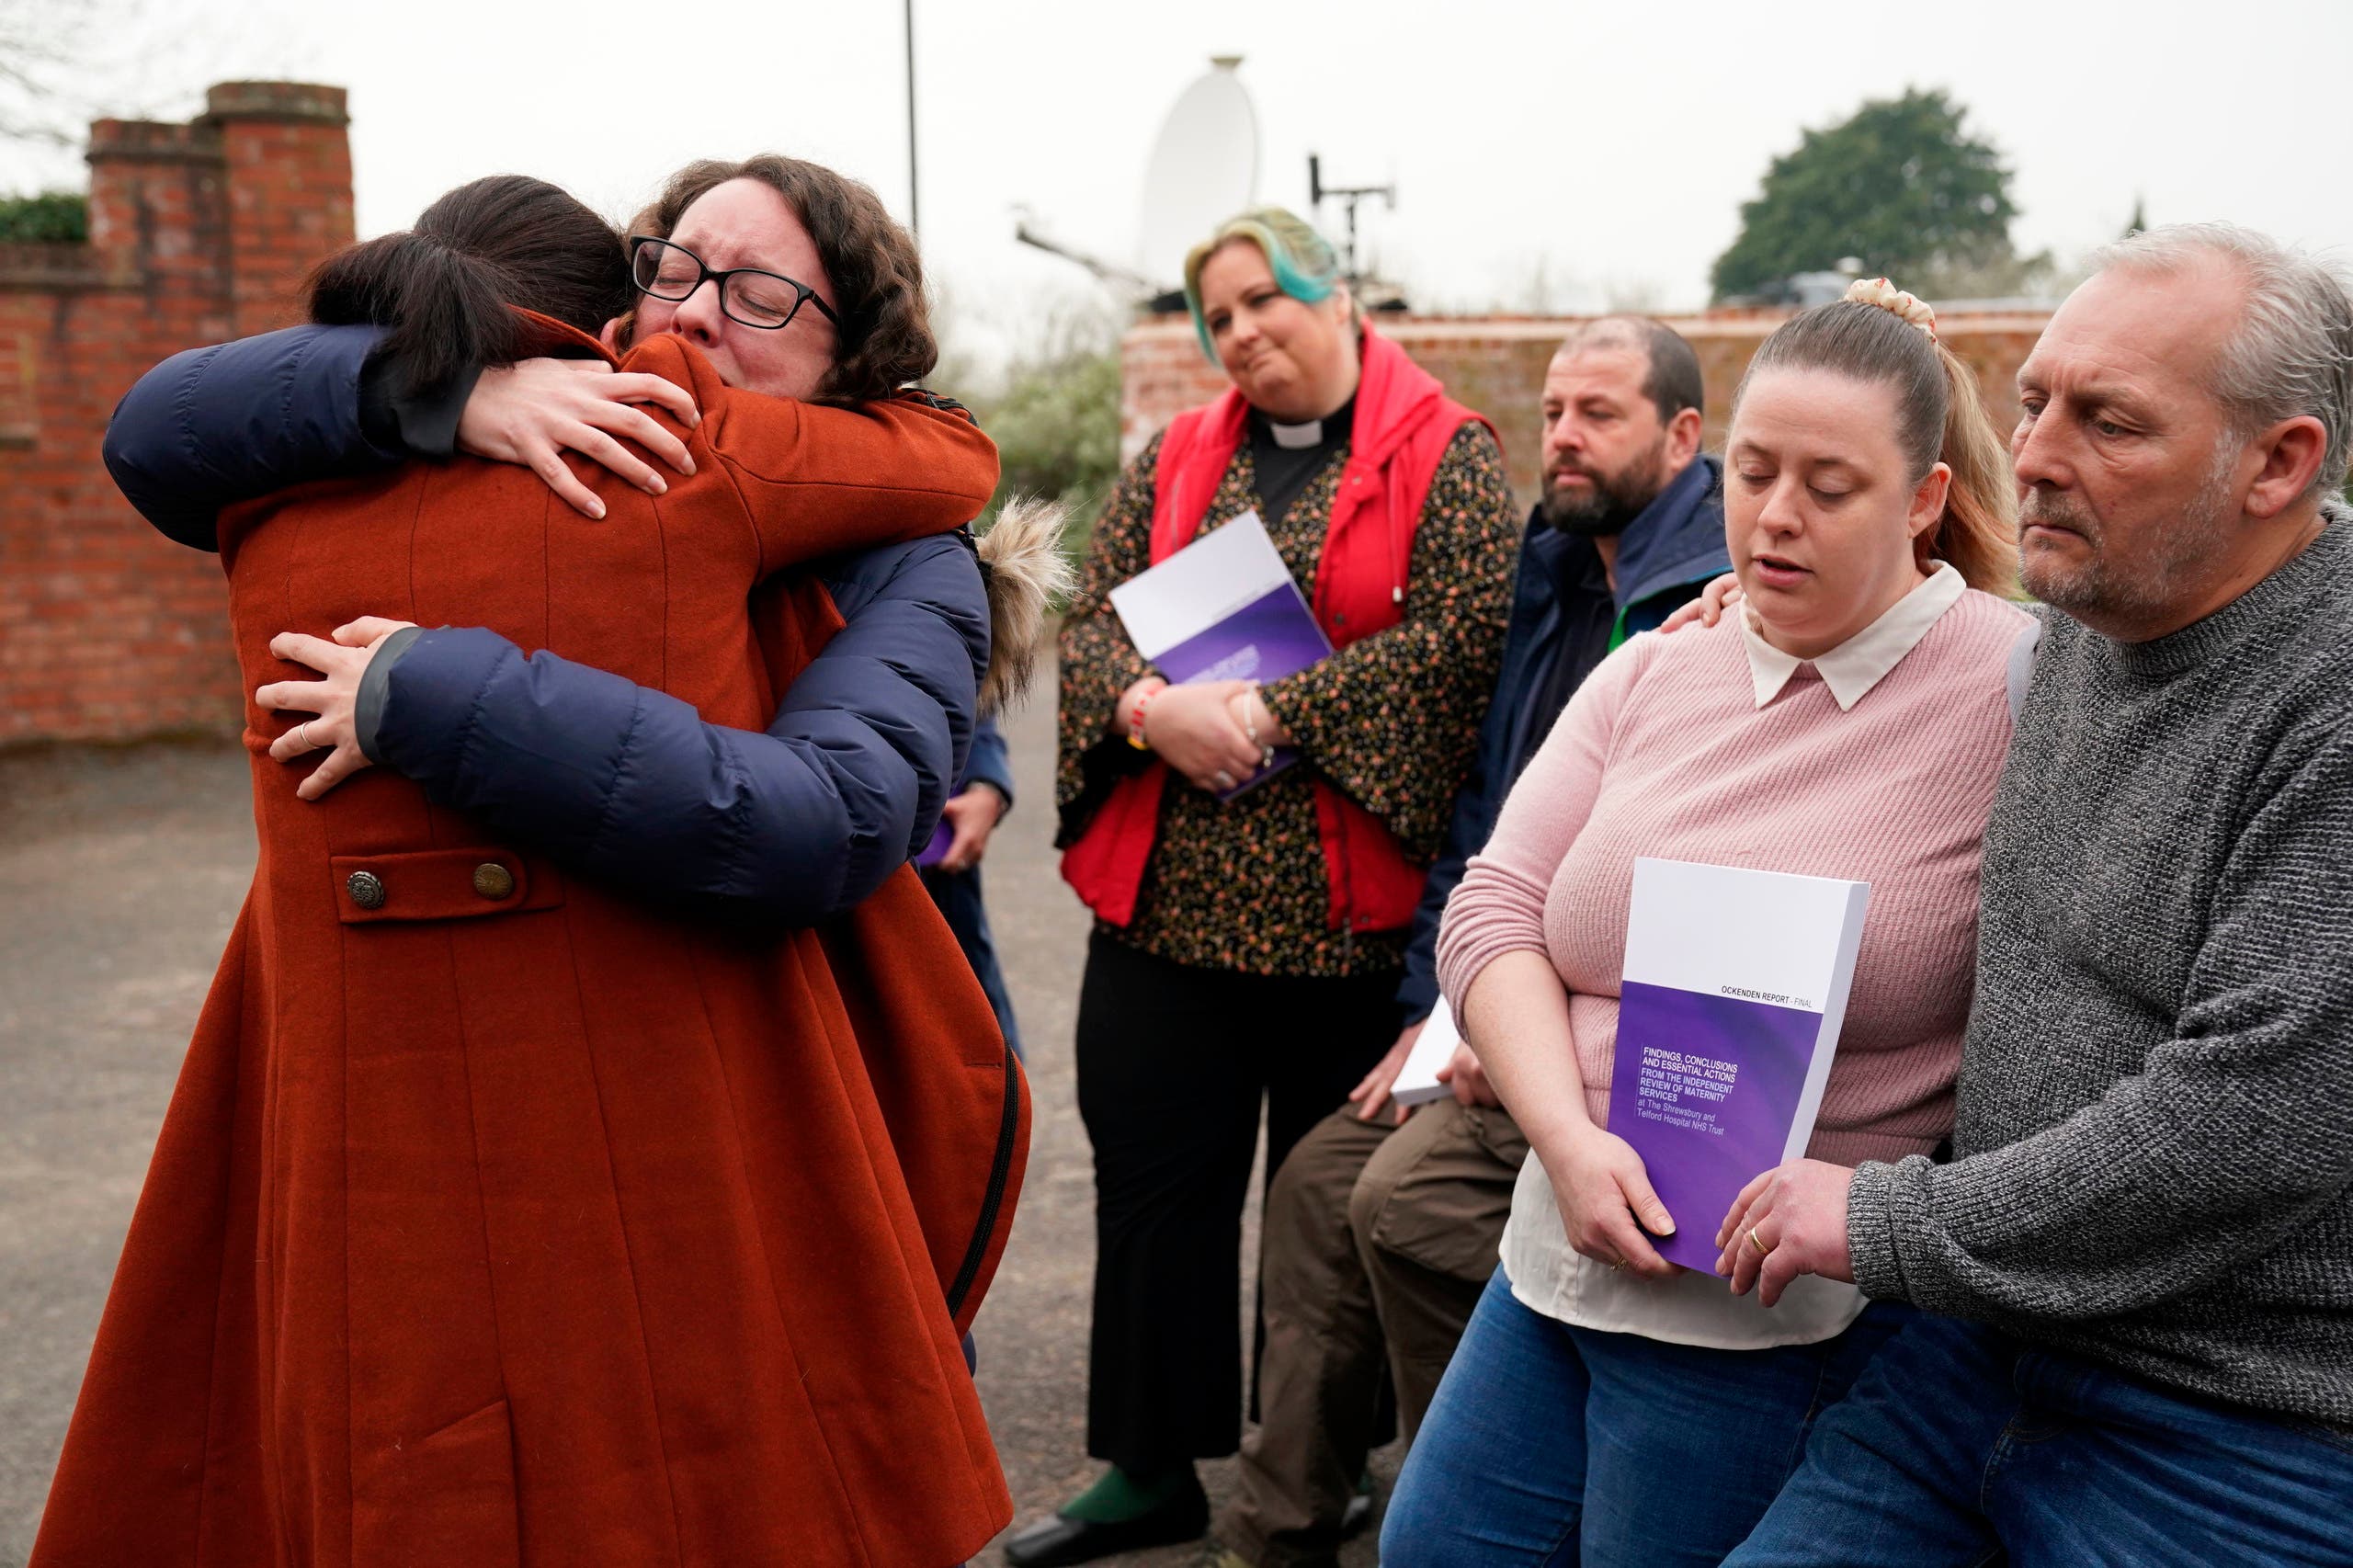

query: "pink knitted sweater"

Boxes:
[1437, 591, 2031, 1167]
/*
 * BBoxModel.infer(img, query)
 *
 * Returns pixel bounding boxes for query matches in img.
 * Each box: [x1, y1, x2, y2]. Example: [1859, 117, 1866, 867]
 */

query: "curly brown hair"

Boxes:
[627, 155, 936, 404]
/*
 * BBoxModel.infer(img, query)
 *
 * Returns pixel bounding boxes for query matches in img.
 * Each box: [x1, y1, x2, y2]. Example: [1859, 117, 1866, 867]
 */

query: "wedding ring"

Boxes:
[296, 721, 315, 751]
[1214, 769, 1236, 791]
[1748, 1226, 1771, 1257]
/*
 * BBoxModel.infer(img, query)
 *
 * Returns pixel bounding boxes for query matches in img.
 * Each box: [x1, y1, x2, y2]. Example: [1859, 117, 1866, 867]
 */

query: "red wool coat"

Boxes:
[33, 327, 1029, 1568]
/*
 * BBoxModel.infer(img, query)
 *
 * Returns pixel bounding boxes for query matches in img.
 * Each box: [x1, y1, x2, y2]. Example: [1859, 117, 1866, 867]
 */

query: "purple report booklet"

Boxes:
[1106, 511, 1333, 797]
[1605, 857, 1871, 1271]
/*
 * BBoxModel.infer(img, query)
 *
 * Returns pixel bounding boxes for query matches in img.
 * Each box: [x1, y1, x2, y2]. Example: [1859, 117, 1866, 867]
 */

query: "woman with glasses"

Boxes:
[48, 161, 1045, 1568]
[100, 153, 1002, 928]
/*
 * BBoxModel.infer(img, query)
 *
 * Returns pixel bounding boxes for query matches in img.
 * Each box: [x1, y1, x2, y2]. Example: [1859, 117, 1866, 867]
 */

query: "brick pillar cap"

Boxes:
[201, 82, 349, 126]
[86, 119, 221, 162]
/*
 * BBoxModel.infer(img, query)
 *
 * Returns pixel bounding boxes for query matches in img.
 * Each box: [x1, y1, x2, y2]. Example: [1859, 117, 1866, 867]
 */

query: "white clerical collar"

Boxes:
[1740, 562, 1967, 710]
[1267, 416, 1324, 449]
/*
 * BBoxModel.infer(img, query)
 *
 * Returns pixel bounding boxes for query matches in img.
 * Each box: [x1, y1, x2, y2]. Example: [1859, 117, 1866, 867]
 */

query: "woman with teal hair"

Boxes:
[1017, 209, 1521, 1565]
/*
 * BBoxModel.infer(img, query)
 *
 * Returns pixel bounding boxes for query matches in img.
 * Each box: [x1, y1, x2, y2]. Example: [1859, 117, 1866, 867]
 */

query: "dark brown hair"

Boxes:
[307, 174, 630, 401]
[1558, 315, 1706, 425]
[1733, 300, 2020, 595]
[627, 155, 937, 404]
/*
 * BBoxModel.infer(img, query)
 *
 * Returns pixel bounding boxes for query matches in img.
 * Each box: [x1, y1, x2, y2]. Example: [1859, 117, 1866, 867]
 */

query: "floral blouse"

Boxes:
[1056, 420, 1519, 979]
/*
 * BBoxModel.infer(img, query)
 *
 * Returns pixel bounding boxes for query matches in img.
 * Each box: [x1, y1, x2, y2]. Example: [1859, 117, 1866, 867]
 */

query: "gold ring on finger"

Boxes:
[1748, 1226, 1771, 1257]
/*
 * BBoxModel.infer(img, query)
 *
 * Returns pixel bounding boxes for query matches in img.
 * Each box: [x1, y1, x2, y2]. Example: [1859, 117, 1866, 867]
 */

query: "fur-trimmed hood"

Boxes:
[975, 496, 1076, 714]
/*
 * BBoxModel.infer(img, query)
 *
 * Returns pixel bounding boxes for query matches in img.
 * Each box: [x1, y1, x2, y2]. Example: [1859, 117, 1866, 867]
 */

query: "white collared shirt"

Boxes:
[1740, 563, 1967, 710]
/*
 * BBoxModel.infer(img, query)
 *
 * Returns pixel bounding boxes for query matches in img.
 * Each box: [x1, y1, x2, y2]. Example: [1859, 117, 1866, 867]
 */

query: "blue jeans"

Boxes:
[1381, 1268, 1913, 1567]
[1725, 1313, 2353, 1567]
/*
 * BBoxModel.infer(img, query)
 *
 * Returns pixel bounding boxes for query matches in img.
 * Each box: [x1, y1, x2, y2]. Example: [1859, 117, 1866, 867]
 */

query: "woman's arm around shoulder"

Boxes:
[106, 327, 700, 548]
[633, 331, 999, 573]
[105, 324, 406, 551]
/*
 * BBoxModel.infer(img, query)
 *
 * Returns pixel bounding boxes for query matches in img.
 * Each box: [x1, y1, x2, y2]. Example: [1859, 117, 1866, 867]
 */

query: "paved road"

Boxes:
[0, 681, 1392, 1566]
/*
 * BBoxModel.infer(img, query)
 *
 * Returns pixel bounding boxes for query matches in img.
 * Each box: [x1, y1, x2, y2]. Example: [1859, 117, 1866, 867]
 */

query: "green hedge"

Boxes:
[0, 192, 89, 244]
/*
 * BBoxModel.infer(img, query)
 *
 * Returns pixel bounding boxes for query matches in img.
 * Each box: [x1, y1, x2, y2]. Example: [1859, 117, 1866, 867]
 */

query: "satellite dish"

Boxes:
[1136, 56, 1259, 290]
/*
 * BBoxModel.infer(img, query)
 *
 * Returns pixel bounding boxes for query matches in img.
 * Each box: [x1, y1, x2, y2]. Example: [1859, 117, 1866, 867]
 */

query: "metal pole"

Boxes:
[904, 0, 919, 234]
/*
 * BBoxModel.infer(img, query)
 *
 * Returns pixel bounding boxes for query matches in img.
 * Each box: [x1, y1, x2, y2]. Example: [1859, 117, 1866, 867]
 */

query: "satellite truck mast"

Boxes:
[1307, 153, 1395, 288]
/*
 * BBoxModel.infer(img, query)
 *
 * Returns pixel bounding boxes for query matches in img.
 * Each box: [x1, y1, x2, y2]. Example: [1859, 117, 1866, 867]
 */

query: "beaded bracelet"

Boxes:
[1125, 679, 1167, 750]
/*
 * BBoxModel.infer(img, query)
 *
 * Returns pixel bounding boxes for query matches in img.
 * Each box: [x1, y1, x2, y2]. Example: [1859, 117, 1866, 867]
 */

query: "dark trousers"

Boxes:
[919, 862, 1022, 1059]
[1220, 1100, 1529, 1568]
[1075, 931, 1399, 1472]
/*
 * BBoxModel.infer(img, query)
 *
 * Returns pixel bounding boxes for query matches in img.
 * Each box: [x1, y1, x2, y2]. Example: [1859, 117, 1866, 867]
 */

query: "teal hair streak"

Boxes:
[1183, 210, 1341, 363]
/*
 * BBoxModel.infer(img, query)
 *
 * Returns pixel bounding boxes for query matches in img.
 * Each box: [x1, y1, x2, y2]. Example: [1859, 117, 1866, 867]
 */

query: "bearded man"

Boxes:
[1211, 316, 1730, 1568]
[1720, 223, 2353, 1566]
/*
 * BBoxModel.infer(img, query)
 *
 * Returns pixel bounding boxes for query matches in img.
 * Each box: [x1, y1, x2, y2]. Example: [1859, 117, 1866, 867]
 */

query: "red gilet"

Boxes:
[1063, 324, 1491, 939]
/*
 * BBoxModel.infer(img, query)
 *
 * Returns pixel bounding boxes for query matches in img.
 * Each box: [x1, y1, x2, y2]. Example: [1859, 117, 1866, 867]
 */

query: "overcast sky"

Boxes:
[10, 0, 2351, 353]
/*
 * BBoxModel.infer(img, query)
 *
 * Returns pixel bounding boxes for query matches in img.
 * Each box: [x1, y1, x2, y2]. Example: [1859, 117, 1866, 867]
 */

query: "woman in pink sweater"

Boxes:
[1381, 284, 2035, 1568]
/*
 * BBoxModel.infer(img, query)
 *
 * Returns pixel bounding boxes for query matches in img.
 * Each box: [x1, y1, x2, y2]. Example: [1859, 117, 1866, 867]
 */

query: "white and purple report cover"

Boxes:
[1107, 511, 1333, 795]
[1607, 858, 1870, 1271]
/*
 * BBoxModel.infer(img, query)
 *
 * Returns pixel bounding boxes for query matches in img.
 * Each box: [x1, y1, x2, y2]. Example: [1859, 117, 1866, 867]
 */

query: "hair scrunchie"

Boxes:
[1845, 276, 1938, 340]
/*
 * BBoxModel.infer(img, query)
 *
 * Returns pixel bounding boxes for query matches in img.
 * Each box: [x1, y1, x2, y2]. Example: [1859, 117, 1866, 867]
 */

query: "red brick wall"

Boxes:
[0, 84, 351, 744]
[1121, 310, 2053, 511]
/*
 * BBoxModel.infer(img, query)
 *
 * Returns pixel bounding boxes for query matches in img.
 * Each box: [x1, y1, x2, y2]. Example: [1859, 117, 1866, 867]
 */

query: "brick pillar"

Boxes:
[84, 116, 233, 330]
[202, 81, 354, 336]
[0, 81, 354, 746]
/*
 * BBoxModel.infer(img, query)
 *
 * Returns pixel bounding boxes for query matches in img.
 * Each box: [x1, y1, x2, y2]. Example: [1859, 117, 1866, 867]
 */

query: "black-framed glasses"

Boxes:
[627, 235, 840, 333]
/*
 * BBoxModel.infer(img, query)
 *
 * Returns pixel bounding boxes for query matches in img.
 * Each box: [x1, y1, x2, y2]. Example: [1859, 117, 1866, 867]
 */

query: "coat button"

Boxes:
[472, 862, 516, 900]
[347, 870, 386, 910]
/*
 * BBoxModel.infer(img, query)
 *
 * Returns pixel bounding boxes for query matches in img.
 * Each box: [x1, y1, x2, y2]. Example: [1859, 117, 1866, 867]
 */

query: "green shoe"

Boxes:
[1341, 1470, 1377, 1538]
[1002, 1466, 1209, 1567]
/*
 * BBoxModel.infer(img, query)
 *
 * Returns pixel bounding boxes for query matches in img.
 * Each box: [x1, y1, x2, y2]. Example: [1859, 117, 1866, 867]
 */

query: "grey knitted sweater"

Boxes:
[1848, 506, 2353, 1427]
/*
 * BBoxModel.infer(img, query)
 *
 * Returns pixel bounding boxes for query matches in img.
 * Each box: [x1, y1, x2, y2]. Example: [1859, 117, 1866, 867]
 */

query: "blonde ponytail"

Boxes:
[1926, 342, 2021, 597]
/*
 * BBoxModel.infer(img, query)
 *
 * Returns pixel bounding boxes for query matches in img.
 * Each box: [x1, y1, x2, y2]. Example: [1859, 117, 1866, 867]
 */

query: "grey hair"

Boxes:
[2087, 222, 2353, 503]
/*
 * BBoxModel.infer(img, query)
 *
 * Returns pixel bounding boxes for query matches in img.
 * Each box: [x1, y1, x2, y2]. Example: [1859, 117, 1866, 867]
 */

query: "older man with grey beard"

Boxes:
[1711, 224, 2353, 1567]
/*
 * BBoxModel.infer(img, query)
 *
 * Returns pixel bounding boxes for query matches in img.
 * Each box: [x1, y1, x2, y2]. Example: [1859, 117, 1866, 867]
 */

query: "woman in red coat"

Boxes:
[35, 169, 1029, 1568]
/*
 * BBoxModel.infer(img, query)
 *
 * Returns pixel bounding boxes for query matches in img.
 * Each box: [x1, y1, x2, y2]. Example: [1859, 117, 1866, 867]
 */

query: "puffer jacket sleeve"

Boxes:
[369, 532, 989, 926]
[102, 324, 405, 551]
[961, 714, 1015, 809]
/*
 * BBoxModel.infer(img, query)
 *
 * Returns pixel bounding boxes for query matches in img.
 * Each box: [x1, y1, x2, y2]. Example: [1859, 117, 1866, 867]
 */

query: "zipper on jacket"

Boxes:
[945, 1040, 1023, 1322]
